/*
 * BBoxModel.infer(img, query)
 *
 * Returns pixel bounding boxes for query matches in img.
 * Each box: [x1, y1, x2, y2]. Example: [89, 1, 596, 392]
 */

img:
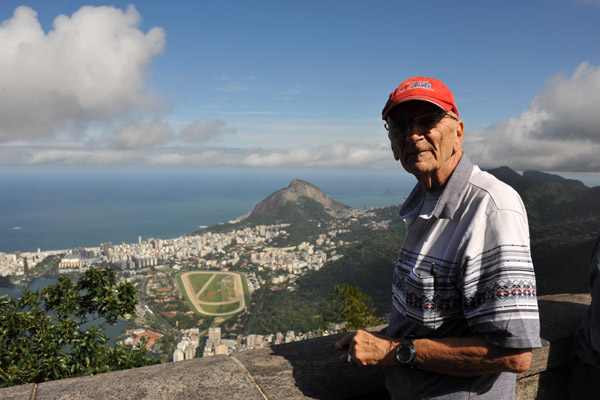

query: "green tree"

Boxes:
[0, 266, 159, 388]
[324, 284, 386, 331]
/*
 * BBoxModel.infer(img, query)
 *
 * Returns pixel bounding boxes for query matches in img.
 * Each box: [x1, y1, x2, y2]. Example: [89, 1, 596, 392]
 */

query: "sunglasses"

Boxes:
[384, 112, 458, 138]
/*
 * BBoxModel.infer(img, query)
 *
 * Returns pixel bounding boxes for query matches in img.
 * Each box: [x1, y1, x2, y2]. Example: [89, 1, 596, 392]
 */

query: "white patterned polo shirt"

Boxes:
[385, 154, 541, 400]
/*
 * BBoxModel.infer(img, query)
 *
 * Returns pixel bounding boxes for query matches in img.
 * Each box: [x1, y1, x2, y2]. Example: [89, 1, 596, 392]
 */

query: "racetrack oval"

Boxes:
[178, 271, 246, 316]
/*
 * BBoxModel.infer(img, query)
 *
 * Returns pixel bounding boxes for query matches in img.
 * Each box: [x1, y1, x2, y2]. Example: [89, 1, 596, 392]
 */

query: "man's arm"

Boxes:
[336, 329, 532, 377]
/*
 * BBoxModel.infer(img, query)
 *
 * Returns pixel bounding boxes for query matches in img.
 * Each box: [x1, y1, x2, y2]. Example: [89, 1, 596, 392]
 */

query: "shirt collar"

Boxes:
[399, 154, 474, 220]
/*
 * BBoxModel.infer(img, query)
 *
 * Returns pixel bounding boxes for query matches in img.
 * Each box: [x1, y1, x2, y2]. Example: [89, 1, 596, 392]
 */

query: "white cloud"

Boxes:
[176, 142, 390, 168]
[107, 118, 172, 149]
[0, 5, 400, 169]
[226, 118, 386, 149]
[179, 120, 236, 143]
[0, 5, 165, 142]
[465, 62, 600, 172]
[0, 140, 393, 168]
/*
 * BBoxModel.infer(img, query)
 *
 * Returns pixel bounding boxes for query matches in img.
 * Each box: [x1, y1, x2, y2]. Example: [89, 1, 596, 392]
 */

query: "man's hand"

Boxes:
[335, 329, 399, 367]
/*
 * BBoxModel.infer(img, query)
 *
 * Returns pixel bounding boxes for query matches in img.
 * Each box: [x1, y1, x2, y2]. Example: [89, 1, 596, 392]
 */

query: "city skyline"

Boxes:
[0, 1, 599, 175]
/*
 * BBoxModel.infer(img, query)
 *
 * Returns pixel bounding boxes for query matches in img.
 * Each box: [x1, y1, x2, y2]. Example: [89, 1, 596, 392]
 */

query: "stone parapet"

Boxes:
[0, 294, 590, 399]
[515, 293, 590, 399]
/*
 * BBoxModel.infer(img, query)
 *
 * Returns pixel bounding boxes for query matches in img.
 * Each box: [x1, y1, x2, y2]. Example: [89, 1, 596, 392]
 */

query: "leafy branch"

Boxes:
[323, 284, 386, 331]
[0, 266, 159, 388]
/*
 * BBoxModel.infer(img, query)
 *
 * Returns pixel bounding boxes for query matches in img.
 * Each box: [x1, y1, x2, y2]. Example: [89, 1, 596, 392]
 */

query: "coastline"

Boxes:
[1, 167, 411, 254]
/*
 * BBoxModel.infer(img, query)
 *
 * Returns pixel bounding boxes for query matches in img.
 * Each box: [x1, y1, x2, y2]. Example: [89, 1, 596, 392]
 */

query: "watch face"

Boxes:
[398, 345, 412, 361]
[396, 341, 416, 367]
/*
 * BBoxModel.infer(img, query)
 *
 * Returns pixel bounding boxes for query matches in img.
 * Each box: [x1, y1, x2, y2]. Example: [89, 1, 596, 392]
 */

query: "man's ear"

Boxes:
[454, 120, 464, 151]
[391, 142, 401, 161]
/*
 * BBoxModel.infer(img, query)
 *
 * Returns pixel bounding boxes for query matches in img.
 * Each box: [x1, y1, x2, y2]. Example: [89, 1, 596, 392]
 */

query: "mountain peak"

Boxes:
[288, 178, 315, 190]
[246, 179, 351, 220]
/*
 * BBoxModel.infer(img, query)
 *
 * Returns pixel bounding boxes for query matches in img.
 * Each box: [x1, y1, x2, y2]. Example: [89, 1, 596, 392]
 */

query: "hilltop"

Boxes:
[197, 178, 362, 246]
[245, 179, 354, 220]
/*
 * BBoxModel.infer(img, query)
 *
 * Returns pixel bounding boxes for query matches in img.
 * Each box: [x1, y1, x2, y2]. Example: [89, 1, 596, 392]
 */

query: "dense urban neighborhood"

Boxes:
[0, 199, 388, 362]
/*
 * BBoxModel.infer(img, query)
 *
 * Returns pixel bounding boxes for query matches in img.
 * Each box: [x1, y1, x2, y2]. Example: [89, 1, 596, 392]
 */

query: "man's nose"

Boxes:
[405, 121, 423, 143]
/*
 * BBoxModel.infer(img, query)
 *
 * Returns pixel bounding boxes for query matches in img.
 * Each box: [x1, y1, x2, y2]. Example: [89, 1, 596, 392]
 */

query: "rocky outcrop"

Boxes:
[247, 179, 352, 219]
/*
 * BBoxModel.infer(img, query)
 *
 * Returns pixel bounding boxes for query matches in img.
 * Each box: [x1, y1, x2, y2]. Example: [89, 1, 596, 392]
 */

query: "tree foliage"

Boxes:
[245, 287, 322, 334]
[324, 284, 386, 331]
[0, 266, 159, 388]
[244, 216, 404, 334]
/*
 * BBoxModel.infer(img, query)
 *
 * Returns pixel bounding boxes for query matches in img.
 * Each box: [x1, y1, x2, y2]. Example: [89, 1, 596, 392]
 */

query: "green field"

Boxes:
[189, 274, 212, 294]
[218, 276, 236, 301]
[199, 273, 235, 302]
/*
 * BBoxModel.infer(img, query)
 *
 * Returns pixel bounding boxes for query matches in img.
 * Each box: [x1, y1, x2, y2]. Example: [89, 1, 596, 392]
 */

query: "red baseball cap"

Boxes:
[382, 76, 459, 120]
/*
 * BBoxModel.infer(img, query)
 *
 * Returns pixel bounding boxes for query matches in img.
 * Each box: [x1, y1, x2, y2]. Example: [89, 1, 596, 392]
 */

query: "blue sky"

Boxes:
[0, 0, 599, 176]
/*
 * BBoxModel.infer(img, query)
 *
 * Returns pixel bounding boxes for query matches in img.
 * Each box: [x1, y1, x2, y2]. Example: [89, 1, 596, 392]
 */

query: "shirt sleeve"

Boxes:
[461, 207, 542, 349]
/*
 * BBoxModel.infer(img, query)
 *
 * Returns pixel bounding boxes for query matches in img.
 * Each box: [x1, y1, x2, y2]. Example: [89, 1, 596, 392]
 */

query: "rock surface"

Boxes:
[248, 179, 352, 219]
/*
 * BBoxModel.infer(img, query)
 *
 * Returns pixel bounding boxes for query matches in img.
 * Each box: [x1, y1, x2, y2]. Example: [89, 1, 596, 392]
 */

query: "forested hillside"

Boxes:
[245, 207, 405, 334]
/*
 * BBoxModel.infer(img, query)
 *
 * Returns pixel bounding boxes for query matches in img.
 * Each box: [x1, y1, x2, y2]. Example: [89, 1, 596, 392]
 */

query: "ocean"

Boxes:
[0, 166, 416, 254]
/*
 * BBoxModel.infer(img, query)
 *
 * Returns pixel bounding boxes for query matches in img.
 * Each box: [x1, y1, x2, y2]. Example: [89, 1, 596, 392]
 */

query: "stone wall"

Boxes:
[0, 294, 590, 399]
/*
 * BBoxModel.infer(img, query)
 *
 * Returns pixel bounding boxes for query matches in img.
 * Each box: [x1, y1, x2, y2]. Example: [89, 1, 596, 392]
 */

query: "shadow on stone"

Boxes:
[235, 331, 389, 399]
[518, 296, 589, 400]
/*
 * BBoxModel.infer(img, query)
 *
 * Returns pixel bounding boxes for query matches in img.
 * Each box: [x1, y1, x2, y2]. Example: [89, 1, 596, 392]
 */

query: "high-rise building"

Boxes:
[202, 341, 215, 357]
[285, 330, 295, 343]
[247, 334, 257, 348]
[215, 344, 228, 355]
[101, 242, 113, 257]
[173, 349, 184, 362]
[208, 327, 221, 345]
[185, 344, 196, 360]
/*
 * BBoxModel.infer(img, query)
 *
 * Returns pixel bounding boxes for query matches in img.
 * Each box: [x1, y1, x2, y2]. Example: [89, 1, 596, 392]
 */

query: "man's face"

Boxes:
[386, 101, 463, 186]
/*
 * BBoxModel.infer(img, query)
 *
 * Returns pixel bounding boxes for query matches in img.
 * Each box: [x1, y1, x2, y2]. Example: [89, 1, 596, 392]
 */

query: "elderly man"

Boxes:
[336, 77, 541, 399]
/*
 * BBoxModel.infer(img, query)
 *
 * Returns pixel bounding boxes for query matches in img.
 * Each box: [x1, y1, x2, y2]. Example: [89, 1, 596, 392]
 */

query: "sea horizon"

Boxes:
[3, 165, 600, 255]
[0, 166, 417, 254]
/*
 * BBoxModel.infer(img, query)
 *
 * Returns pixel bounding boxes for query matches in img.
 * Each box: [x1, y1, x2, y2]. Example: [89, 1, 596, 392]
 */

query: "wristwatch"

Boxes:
[395, 338, 416, 368]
